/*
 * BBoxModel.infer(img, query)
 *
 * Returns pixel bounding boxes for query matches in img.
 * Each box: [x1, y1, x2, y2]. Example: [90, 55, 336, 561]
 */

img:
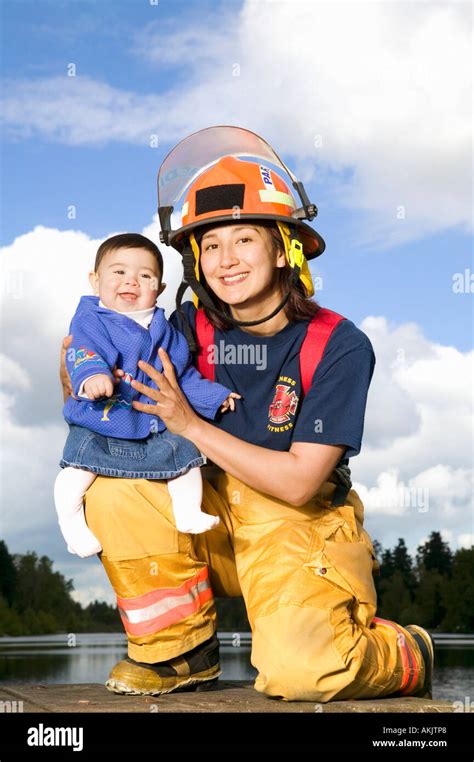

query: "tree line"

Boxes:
[0, 542, 119, 635]
[0, 532, 472, 636]
[373, 531, 473, 632]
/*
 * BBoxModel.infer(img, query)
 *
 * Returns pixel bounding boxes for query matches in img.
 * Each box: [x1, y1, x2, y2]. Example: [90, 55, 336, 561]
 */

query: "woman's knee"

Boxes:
[252, 604, 362, 702]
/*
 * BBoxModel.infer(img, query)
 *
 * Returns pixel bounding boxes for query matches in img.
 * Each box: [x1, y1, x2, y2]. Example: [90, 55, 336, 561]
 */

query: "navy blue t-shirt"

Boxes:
[169, 302, 375, 460]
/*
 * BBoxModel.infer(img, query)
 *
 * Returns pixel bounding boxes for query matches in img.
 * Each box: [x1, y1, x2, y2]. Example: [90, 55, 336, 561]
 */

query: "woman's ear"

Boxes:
[268, 228, 287, 269]
[275, 246, 287, 269]
[88, 271, 99, 294]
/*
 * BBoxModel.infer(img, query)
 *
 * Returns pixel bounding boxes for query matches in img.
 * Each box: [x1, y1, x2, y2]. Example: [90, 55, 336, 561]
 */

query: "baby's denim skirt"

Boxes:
[59, 424, 206, 479]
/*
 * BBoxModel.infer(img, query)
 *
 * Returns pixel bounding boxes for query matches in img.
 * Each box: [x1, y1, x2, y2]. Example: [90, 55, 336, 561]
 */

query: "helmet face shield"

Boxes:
[158, 125, 296, 210]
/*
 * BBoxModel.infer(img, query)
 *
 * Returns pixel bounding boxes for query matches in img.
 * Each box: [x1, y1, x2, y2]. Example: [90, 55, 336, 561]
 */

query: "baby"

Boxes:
[54, 232, 239, 557]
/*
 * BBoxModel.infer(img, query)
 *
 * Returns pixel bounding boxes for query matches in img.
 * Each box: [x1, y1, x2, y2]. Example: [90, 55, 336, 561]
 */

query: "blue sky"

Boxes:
[1, 0, 472, 604]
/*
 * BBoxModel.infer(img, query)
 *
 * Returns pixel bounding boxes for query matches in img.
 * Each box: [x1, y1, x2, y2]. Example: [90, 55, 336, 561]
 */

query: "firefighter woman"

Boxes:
[60, 126, 433, 702]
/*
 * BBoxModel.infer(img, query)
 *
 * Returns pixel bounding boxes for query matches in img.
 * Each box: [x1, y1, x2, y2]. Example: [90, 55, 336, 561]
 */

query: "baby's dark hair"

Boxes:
[94, 233, 163, 276]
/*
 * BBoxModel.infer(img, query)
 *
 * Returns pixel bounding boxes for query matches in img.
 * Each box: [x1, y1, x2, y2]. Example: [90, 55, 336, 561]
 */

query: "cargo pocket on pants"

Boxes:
[304, 538, 377, 627]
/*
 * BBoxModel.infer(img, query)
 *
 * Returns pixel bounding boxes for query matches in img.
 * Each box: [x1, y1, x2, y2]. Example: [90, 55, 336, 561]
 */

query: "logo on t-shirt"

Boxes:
[268, 376, 299, 432]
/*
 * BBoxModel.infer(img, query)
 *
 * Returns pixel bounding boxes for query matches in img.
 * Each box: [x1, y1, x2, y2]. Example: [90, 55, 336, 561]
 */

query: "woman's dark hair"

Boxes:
[195, 223, 320, 330]
[94, 233, 163, 276]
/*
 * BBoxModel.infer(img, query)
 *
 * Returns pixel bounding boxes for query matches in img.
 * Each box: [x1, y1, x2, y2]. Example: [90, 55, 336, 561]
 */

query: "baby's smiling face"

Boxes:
[88, 246, 165, 312]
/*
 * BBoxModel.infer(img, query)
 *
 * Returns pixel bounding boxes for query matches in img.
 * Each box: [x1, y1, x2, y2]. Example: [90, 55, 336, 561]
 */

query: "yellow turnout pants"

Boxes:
[84, 471, 425, 702]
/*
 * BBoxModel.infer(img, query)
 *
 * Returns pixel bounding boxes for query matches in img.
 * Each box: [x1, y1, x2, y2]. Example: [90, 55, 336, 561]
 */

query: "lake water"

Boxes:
[0, 633, 472, 704]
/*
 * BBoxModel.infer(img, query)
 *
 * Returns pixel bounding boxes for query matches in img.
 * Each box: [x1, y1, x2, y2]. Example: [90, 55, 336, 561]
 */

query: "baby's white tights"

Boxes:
[54, 468, 101, 557]
[166, 467, 220, 534]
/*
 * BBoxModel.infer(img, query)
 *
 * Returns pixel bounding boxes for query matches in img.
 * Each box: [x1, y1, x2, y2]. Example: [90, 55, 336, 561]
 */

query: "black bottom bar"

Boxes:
[0, 711, 472, 759]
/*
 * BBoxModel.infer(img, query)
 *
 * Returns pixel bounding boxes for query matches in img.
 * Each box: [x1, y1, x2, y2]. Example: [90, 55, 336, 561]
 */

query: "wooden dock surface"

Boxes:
[0, 682, 455, 713]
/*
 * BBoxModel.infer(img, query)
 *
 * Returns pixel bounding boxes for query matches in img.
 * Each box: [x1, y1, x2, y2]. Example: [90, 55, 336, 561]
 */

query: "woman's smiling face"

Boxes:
[199, 224, 286, 308]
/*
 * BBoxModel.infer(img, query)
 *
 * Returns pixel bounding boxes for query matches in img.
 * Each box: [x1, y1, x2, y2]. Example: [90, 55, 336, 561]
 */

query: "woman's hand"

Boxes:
[130, 347, 201, 437]
[60, 335, 75, 403]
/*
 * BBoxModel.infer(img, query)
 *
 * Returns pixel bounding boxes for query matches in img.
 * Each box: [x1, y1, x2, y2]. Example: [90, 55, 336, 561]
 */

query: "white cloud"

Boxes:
[0, 387, 67, 544]
[352, 314, 473, 554]
[1, 76, 169, 147]
[70, 563, 117, 607]
[1, 0, 471, 245]
[0, 355, 31, 391]
[133, 11, 238, 68]
[354, 465, 473, 522]
[358, 315, 473, 482]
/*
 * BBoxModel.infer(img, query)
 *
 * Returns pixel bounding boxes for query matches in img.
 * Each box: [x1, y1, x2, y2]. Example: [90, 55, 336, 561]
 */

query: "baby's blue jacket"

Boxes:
[63, 296, 231, 439]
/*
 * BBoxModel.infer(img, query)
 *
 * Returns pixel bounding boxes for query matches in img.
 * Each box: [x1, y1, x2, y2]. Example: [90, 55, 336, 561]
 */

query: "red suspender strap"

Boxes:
[300, 308, 346, 396]
[195, 308, 215, 381]
[196, 305, 346, 395]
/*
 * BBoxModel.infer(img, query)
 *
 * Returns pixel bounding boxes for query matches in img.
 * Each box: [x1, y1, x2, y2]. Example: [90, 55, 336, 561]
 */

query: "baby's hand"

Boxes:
[219, 392, 242, 413]
[84, 374, 114, 400]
